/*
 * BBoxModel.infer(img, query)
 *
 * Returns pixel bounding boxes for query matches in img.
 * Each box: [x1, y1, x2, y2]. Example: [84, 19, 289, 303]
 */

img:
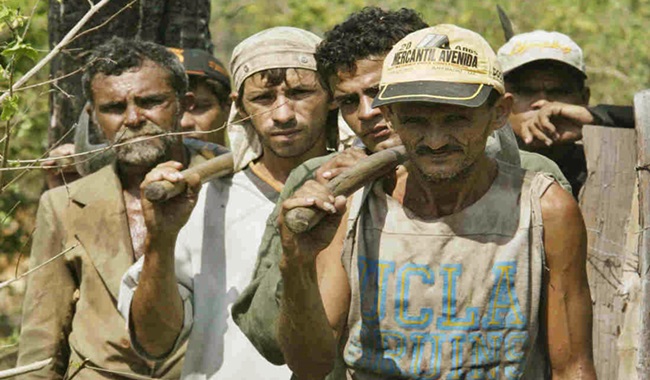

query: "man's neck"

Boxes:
[391, 155, 498, 219]
[255, 141, 328, 186]
[118, 163, 157, 198]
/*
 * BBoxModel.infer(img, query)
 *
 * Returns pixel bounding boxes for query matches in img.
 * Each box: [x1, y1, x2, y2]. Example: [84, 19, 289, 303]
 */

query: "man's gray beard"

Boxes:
[112, 123, 176, 168]
[115, 137, 174, 167]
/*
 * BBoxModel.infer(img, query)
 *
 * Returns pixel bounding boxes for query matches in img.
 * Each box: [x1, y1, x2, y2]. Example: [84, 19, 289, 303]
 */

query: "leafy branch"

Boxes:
[0, 0, 112, 104]
[0, 0, 113, 192]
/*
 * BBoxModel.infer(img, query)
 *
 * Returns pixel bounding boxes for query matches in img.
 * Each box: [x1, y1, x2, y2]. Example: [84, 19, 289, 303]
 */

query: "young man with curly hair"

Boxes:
[316, 7, 428, 153]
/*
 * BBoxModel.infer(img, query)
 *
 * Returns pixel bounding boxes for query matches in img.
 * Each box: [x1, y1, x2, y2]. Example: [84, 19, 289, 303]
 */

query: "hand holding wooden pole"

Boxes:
[284, 145, 408, 234]
[144, 153, 234, 202]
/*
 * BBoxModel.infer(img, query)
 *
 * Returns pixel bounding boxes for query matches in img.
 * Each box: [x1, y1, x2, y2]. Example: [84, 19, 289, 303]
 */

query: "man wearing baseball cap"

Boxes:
[498, 30, 633, 196]
[278, 24, 596, 379]
[168, 48, 232, 152]
[119, 27, 336, 379]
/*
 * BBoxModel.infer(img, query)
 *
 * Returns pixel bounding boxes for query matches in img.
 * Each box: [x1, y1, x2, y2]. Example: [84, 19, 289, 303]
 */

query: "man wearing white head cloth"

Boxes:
[117, 26, 337, 379]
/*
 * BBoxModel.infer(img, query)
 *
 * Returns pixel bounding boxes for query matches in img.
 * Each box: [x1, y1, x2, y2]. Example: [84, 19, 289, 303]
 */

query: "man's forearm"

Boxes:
[131, 236, 184, 358]
[279, 259, 338, 380]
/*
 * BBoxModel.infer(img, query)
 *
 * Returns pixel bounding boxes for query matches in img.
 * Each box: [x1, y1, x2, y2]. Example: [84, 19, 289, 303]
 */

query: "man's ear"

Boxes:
[181, 92, 195, 113]
[230, 91, 249, 118]
[492, 93, 513, 131]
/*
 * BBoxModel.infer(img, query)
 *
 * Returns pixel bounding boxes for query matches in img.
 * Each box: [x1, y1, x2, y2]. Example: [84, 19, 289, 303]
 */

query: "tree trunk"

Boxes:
[48, 0, 212, 146]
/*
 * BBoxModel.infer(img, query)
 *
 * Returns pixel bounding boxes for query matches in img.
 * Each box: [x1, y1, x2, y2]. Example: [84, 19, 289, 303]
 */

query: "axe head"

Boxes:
[73, 103, 116, 176]
[497, 5, 515, 42]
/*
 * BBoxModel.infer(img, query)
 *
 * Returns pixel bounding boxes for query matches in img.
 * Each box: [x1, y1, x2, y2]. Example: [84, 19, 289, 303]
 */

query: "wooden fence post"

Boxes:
[635, 90, 650, 377]
[580, 124, 638, 379]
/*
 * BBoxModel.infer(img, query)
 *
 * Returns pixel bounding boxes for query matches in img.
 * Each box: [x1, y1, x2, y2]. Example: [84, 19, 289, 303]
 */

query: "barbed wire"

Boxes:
[0, 122, 77, 192]
[0, 99, 281, 171]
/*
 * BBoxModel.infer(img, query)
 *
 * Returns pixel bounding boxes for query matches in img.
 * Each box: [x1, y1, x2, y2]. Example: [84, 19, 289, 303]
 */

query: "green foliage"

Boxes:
[0, 0, 49, 259]
[1, 95, 18, 121]
[0, 326, 19, 346]
[210, 0, 649, 104]
[0, 4, 26, 30]
[2, 37, 39, 62]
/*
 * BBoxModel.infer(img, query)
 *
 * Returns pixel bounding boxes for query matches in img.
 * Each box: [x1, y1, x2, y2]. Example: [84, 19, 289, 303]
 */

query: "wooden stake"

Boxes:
[634, 89, 650, 377]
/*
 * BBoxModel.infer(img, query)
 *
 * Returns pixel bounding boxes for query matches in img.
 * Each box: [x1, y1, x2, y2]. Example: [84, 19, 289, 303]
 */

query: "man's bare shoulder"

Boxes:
[540, 182, 587, 263]
[540, 182, 582, 225]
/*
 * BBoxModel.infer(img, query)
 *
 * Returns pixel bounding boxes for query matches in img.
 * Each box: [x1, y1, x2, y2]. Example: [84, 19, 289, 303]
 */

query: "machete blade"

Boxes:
[497, 5, 515, 42]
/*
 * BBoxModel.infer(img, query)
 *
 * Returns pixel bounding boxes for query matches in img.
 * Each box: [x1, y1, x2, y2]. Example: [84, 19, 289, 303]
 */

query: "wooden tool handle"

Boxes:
[284, 145, 408, 233]
[144, 153, 234, 202]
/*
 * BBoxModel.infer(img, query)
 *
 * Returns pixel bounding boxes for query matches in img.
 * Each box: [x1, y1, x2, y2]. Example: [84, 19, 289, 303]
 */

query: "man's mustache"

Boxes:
[273, 119, 298, 130]
[114, 122, 169, 144]
[415, 144, 463, 156]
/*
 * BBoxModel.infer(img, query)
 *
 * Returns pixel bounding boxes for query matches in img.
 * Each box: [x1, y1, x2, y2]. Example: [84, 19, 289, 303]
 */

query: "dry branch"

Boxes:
[0, 358, 52, 379]
[0, 244, 78, 291]
[0, 0, 112, 104]
[67, 0, 138, 45]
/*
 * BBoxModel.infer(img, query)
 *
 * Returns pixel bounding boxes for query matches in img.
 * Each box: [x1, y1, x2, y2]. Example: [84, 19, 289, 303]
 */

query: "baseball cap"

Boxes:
[497, 30, 586, 77]
[168, 48, 231, 90]
[229, 26, 322, 91]
[373, 24, 504, 109]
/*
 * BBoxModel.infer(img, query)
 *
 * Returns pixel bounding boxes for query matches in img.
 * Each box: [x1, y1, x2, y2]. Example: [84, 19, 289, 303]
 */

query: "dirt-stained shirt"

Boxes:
[340, 163, 554, 379]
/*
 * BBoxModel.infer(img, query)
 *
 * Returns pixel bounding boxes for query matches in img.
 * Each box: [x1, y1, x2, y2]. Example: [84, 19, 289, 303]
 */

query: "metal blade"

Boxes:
[497, 5, 515, 42]
[74, 102, 115, 176]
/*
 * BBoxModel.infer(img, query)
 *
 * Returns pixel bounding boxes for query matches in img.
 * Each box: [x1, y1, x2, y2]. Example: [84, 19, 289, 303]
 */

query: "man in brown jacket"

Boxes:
[16, 37, 196, 379]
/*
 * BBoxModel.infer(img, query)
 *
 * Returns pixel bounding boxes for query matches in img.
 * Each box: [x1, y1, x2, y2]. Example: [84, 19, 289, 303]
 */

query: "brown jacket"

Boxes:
[17, 165, 185, 379]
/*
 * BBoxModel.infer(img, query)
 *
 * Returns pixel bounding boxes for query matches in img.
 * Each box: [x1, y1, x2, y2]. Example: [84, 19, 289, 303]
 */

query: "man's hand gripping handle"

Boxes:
[284, 145, 408, 233]
[144, 153, 234, 202]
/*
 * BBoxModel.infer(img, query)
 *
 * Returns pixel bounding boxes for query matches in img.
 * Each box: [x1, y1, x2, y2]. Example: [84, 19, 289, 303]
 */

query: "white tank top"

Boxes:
[340, 162, 554, 379]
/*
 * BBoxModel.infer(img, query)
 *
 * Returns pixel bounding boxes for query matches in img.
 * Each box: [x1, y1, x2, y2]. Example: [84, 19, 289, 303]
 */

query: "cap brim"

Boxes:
[372, 81, 493, 108]
[502, 58, 587, 79]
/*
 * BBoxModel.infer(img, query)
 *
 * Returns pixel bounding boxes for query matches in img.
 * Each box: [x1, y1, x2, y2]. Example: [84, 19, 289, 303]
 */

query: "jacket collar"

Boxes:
[69, 165, 135, 301]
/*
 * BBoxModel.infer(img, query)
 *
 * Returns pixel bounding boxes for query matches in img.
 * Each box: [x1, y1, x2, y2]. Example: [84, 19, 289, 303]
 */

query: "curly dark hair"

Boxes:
[315, 7, 428, 85]
[82, 37, 188, 103]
